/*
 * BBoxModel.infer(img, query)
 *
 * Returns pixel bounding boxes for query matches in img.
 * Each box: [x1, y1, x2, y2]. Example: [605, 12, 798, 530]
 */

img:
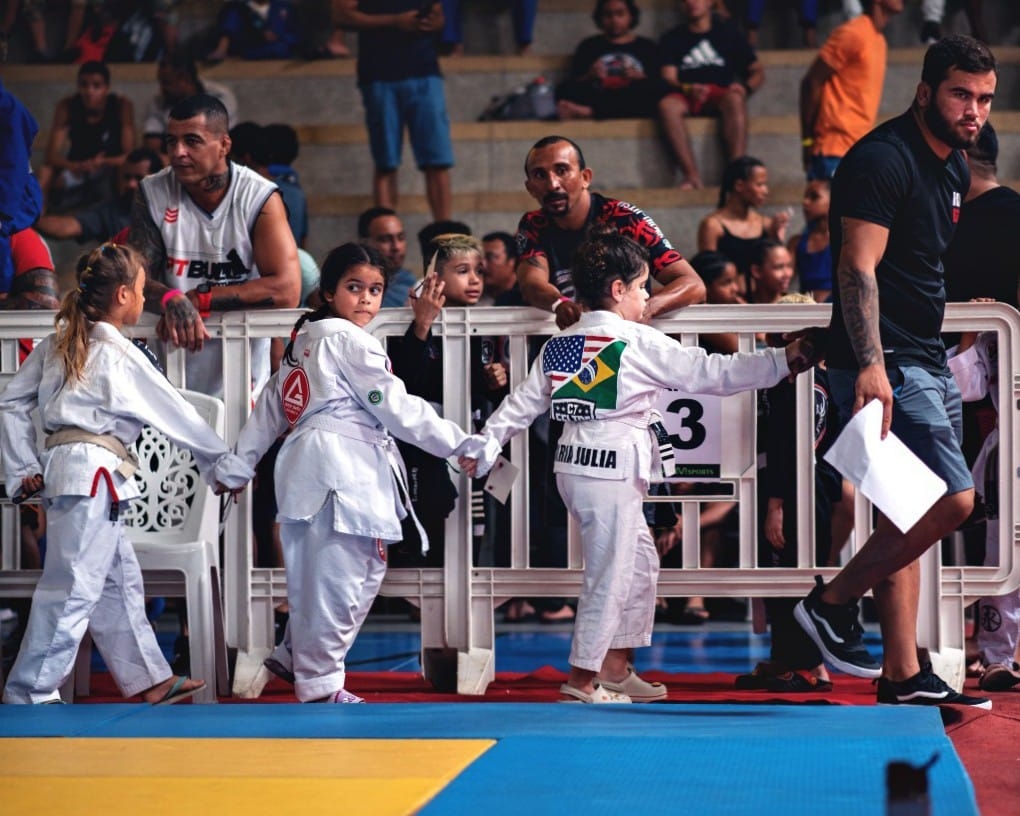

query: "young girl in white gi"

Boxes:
[462, 225, 820, 703]
[1, 243, 253, 705]
[233, 243, 499, 703]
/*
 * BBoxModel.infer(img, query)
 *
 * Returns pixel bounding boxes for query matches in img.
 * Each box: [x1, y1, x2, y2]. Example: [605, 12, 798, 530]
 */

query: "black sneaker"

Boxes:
[794, 575, 882, 678]
[877, 664, 992, 709]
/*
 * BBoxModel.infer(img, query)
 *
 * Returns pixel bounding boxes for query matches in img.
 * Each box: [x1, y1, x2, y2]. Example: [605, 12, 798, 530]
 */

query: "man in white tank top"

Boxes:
[129, 93, 300, 397]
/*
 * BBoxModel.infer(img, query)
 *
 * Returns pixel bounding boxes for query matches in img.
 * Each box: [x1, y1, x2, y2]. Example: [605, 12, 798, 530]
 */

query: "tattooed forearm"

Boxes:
[210, 293, 272, 311]
[201, 171, 229, 193]
[838, 263, 883, 367]
[8, 267, 60, 309]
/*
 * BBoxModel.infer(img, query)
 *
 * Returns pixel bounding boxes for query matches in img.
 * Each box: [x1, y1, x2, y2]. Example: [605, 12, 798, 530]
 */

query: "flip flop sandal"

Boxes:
[558, 683, 631, 704]
[154, 675, 206, 705]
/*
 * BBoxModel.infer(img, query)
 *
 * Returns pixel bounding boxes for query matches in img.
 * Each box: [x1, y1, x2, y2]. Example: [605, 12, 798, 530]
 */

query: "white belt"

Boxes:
[300, 413, 430, 554]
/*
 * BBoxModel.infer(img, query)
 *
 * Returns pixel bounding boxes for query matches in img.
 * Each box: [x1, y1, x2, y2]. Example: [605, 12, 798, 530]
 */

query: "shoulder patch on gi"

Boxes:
[282, 367, 310, 425]
[368, 389, 383, 405]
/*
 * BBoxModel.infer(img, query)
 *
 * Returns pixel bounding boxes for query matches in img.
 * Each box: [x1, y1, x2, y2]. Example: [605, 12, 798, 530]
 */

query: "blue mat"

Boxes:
[0, 702, 975, 816]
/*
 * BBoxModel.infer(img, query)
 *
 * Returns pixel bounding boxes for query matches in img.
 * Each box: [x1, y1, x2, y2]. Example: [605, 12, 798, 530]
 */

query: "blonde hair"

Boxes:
[778, 292, 815, 305]
[54, 243, 142, 383]
[426, 233, 483, 277]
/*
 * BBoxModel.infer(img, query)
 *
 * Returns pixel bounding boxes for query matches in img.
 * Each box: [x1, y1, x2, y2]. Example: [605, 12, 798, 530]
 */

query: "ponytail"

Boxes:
[54, 243, 141, 383]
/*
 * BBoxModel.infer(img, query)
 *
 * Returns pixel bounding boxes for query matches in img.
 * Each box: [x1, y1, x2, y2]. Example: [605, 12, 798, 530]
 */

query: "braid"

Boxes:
[283, 304, 332, 366]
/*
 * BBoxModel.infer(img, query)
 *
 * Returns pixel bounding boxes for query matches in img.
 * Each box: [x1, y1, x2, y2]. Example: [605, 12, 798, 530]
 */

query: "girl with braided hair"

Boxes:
[463, 223, 822, 703]
[233, 242, 499, 703]
[1, 243, 253, 705]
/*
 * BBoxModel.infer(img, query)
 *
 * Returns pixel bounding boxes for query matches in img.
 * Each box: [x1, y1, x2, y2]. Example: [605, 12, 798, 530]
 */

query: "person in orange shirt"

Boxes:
[798, 0, 903, 181]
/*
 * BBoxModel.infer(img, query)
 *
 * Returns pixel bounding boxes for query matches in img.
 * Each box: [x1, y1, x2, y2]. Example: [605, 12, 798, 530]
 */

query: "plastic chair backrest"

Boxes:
[121, 389, 224, 548]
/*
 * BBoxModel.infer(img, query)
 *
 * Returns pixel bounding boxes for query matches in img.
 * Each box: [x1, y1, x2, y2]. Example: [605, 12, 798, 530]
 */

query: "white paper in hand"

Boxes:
[823, 399, 947, 533]
[483, 455, 519, 505]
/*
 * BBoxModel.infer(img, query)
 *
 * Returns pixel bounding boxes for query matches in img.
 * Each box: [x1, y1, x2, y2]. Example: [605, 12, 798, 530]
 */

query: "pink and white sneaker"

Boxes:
[327, 689, 365, 704]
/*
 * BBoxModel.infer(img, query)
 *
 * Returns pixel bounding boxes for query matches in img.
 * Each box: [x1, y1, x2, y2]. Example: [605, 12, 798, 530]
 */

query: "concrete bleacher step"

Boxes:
[8, 48, 1020, 130]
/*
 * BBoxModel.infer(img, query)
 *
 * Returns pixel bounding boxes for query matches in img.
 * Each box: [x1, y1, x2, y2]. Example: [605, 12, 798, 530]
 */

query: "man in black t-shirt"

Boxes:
[795, 36, 997, 709]
[657, 0, 762, 190]
[335, 1, 454, 221]
[515, 135, 705, 329]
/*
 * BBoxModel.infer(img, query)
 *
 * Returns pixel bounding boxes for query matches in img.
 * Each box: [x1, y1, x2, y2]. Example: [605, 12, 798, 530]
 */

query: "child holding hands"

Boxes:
[233, 243, 499, 703]
[1, 243, 253, 705]
[461, 225, 822, 703]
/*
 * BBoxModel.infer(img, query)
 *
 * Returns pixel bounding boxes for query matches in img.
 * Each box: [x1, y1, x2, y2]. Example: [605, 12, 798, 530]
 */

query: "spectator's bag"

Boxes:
[478, 77, 557, 121]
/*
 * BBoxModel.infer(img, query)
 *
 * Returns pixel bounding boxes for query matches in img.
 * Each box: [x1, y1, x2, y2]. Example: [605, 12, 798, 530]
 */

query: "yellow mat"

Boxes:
[2, 738, 495, 816]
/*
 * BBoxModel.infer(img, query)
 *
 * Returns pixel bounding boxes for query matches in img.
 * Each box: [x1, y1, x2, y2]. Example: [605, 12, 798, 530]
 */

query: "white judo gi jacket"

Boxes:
[482, 311, 791, 480]
[0, 321, 253, 500]
[234, 317, 500, 542]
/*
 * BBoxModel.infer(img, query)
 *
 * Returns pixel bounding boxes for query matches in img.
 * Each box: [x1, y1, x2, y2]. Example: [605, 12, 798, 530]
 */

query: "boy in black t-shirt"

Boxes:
[657, 0, 762, 190]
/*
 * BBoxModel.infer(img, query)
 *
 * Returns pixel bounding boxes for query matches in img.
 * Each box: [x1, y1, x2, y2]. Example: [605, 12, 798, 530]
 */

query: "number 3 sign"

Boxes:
[653, 389, 756, 480]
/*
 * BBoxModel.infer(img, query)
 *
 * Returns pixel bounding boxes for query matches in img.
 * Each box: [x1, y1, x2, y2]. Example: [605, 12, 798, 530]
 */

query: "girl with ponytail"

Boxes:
[463, 223, 823, 704]
[233, 242, 500, 704]
[1, 242, 253, 705]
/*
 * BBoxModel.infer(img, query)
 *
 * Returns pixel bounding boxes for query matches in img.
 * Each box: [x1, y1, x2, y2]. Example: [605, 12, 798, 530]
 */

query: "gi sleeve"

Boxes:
[481, 345, 553, 448]
[0, 337, 47, 497]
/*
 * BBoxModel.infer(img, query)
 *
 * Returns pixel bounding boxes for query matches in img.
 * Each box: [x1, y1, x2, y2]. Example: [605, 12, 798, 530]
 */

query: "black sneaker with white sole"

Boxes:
[794, 575, 882, 678]
[877, 664, 992, 709]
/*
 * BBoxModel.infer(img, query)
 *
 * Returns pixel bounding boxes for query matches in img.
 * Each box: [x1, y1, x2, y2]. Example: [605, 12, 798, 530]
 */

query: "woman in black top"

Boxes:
[556, 0, 664, 121]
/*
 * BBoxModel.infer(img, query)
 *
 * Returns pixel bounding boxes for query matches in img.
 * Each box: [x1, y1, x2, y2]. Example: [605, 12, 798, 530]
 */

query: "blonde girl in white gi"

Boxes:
[462, 224, 821, 703]
[233, 243, 499, 704]
[1, 243, 254, 705]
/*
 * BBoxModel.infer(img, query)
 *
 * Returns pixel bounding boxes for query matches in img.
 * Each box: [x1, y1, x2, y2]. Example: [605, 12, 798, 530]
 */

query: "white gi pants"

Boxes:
[556, 472, 659, 672]
[2, 491, 170, 704]
[280, 499, 387, 702]
[974, 429, 1020, 667]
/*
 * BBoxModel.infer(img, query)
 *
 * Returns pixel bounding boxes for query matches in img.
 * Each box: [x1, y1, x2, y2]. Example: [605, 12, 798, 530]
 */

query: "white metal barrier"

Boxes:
[1, 303, 1018, 696]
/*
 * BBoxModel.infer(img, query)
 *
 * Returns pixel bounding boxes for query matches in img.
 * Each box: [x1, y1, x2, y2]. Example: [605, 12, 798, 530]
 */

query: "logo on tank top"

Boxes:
[282, 367, 310, 425]
[952, 191, 961, 224]
[164, 207, 179, 223]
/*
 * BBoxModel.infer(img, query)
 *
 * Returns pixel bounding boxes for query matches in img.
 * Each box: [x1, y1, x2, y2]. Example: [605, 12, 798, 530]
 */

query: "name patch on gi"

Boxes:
[556, 443, 618, 470]
[282, 367, 310, 425]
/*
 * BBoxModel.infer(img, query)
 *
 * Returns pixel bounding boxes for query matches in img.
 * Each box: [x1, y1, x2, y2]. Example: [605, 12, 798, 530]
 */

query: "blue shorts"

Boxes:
[359, 76, 454, 172]
[828, 365, 974, 497]
[807, 155, 841, 182]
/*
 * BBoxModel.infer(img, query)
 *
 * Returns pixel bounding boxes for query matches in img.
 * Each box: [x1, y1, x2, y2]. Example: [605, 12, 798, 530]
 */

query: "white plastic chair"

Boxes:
[75, 390, 229, 703]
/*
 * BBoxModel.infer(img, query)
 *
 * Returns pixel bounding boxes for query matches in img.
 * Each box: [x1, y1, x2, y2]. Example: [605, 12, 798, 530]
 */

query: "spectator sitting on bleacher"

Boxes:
[357, 206, 418, 308]
[439, 0, 536, 56]
[689, 249, 738, 353]
[205, 0, 301, 63]
[556, 0, 664, 122]
[36, 61, 134, 214]
[657, 0, 763, 190]
[142, 54, 238, 160]
[799, 0, 901, 183]
[696, 156, 789, 300]
[36, 147, 161, 246]
[744, 0, 818, 48]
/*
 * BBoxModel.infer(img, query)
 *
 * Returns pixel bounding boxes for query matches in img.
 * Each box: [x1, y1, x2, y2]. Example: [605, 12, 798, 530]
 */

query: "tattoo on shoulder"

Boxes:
[523, 256, 544, 270]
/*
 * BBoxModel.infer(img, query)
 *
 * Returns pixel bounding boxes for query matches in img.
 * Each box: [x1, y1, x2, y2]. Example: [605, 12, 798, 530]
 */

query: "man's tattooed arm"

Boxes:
[128, 190, 170, 313]
[838, 262, 883, 368]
